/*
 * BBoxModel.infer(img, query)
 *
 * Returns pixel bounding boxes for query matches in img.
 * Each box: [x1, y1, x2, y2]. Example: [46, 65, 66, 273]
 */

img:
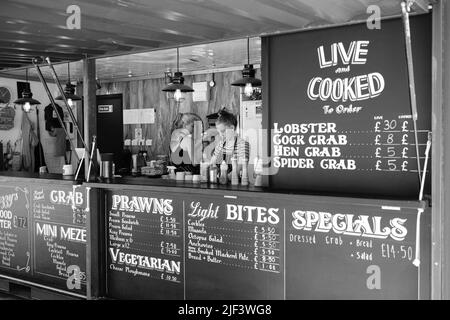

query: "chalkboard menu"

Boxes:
[264, 15, 431, 197]
[184, 194, 283, 299]
[106, 190, 184, 299]
[105, 190, 428, 300]
[0, 181, 87, 296]
[0, 185, 31, 274]
[285, 199, 425, 299]
[31, 185, 87, 293]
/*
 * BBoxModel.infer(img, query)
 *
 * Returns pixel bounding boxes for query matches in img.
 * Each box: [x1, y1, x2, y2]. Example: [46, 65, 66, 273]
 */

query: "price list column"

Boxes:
[159, 215, 182, 283]
[253, 226, 281, 274]
[372, 115, 423, 173]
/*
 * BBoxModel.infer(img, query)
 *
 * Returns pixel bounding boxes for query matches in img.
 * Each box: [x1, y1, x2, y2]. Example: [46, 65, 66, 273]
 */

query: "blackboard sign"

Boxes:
[0, 185, 31, 274]
[104, 189, 428, 300]
[31, 185, 87, 293]
[0, 179, 87, 296]
[264, 15, 431, 198]
[106, 190, 184, 299]
[184, 194, 283, 299]
[285, 199, 425, 299]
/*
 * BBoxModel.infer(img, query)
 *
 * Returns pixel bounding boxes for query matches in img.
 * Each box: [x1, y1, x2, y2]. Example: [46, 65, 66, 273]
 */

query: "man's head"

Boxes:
[216, 109, 237, 139]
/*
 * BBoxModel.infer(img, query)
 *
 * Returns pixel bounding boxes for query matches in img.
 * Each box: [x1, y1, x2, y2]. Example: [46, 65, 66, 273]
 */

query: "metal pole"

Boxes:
[32, 58, 80, 162]
[44, 57, 88, 150]
[401, 1, 422, 183]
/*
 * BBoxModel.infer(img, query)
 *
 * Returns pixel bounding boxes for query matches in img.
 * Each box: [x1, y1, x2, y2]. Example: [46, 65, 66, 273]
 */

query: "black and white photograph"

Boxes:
[0, 0, 447, 312]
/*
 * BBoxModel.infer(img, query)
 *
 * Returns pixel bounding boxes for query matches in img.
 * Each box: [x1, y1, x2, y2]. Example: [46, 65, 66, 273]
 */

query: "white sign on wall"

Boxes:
[192, 82, 208, 102]
[98, 105, 113, 113]
[123, 108, 155, 124]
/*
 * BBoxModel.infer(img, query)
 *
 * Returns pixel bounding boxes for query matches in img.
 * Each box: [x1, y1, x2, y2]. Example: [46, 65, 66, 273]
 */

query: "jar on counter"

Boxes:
[209, 166, 218, 184]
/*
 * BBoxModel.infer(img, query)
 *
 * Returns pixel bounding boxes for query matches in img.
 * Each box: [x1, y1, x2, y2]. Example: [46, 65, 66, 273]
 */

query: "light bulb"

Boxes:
[174, 89, 182, 102]
[67, 98, 74, 107]
[23, 102, 31, 113]
[244, 83, 253, 97]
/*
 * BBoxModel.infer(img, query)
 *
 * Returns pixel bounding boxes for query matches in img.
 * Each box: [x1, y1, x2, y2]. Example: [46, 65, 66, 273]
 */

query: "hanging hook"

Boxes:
[177, 47, 180, 72]
[67, 62, 71, 83]
[247, 37, 250, 65]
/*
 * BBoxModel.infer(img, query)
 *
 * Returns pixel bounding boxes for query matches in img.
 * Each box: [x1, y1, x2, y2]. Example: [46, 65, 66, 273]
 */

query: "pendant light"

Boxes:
[14, 68, 41, 113]
[56, 62, 82, 107]
[231, 37, 261, 97]
[162, 47, 194, 102]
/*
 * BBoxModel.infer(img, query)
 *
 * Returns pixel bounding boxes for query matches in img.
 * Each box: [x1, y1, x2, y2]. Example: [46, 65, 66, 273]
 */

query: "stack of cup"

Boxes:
[176, 171, 185, 181]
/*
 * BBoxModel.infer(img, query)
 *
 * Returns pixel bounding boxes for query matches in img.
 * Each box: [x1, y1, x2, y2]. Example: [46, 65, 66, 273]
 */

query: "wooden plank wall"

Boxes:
[97, 70, 246, 158]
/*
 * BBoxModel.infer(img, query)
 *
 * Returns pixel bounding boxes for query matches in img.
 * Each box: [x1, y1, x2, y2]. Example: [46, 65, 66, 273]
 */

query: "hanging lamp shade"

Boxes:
[55, 62, 82, 102]
[231, 38, 261, 88]
[0, 98, 5, 104]
[161, 48, 194, 93]
[14, 90, 41, 105]
[14, 69, 41, 106]
[55, 83, 82, 101]
[230, 64, 261, 87]
[162, 72, 194, 92]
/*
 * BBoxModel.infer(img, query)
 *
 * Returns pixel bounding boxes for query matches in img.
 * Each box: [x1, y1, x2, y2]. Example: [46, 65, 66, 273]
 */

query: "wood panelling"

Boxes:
[97, 69, 249, 158]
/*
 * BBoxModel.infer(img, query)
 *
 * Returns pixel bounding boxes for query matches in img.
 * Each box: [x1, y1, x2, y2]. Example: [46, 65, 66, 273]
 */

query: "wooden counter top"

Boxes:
[0, 172, 81, 185]
[84, 175, 425, 207]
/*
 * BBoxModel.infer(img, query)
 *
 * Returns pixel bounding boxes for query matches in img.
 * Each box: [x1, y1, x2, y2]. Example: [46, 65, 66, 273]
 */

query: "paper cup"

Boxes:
[62, 164, 73, 176]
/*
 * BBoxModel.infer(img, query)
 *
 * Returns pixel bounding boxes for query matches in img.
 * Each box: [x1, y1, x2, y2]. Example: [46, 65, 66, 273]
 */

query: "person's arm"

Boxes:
[210, 137, 223, 166]
[180, 133, 204, 165]
[170, 129, 188, 152]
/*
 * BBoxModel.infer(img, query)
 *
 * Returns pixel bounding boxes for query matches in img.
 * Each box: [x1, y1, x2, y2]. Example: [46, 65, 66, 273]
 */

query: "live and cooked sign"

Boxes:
[265, 15, 432, 198]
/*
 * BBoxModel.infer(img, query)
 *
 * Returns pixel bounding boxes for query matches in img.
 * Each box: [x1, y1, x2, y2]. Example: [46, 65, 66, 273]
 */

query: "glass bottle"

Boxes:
[219, 160, 228, 185]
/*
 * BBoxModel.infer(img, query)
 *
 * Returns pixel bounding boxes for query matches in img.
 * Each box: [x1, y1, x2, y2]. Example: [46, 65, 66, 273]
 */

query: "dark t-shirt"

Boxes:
[44, 103, 64, 131]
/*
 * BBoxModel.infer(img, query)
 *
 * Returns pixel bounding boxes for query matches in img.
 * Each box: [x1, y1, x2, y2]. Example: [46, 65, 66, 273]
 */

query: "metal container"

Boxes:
[101, 153, 114, 179]
[209, 166, 218, 184]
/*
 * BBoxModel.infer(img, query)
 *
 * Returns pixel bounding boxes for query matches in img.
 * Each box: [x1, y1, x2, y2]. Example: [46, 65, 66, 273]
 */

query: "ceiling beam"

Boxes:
[8, 0, 229, 40]
[0, 47, 84, 60]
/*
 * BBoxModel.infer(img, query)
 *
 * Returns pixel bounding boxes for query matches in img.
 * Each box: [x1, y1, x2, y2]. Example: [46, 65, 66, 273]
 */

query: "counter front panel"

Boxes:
[99, 183, 429, 300]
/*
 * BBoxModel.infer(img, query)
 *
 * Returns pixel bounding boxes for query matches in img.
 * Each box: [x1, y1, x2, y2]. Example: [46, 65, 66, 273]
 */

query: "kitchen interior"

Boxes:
[0, 37, 263, 185]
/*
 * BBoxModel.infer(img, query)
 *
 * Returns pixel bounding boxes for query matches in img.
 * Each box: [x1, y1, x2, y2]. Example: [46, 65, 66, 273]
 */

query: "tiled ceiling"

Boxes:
[0, 0, 429, 73]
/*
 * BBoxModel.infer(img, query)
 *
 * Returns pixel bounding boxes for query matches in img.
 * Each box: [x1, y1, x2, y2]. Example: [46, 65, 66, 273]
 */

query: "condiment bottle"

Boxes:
[167, 166, 177, 180]
[200, 162, 209, 183]
[219, 161, 228, 185]
[241, 158, 249, 186]
[231, 157, 239, 185]
[209, 166, 218, 184]
[253, 156, 263, 187]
